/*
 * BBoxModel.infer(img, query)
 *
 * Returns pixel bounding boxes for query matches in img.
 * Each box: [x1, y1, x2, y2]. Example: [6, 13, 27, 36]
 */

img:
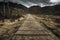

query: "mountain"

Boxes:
[41, 4, 60, 15]
[28, 6, 41, 14]
[0, 2, 60, 19]
[29, 4, 60, 15]
[9, 2, 27, 10]
[0, 2, 28, 19]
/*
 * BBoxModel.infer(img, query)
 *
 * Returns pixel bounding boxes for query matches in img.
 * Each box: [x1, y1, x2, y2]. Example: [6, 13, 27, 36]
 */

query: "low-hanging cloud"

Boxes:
[0, 0, 60, 8]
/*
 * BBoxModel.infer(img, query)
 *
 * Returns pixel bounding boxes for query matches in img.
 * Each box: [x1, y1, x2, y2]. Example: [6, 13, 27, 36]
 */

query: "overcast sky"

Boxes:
[0, 0, 60, 8]
[50, 0, 60, 2]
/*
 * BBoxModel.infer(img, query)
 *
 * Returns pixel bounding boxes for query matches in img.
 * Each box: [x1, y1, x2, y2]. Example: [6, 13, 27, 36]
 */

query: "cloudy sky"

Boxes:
[50, 0, 60, 2]
[0, 0, 60, 8]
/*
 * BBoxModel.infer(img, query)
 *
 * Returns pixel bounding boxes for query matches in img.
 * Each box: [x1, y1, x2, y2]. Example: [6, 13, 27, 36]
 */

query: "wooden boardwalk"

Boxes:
[12, 14, 59, 40]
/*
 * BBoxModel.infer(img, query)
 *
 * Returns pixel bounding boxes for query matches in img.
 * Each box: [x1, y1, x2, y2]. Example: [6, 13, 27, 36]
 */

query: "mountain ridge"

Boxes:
[0, 2, 60, 15]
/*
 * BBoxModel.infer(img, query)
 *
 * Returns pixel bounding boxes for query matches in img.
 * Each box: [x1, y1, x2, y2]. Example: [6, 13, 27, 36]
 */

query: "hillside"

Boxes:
[29, 5, 60, 15]
[0, 2, 27, 20]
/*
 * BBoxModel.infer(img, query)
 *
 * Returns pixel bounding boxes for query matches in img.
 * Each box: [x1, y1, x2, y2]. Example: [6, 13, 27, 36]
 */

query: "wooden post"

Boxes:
[2, 0, 5, 22]
[4, 0, 5, 18]
[8, 1, 10, 18]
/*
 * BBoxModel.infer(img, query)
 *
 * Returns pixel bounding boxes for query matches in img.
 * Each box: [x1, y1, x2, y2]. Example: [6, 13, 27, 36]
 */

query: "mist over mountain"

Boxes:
[0, 0, 60, 8]
[0, 0, 60, 16]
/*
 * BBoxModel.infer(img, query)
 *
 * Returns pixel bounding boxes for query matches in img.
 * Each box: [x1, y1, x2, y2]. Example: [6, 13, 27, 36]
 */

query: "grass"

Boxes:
[34, 14, 60, 38]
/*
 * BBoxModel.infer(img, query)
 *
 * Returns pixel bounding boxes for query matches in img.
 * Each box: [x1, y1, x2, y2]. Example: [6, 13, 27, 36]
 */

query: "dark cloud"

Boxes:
[8, 0, 50, 7]
[20, 0, 49, 3]
[0, 0, 4, 2]
[0, 0, 60, 8]
[8, 0, 50, 4]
